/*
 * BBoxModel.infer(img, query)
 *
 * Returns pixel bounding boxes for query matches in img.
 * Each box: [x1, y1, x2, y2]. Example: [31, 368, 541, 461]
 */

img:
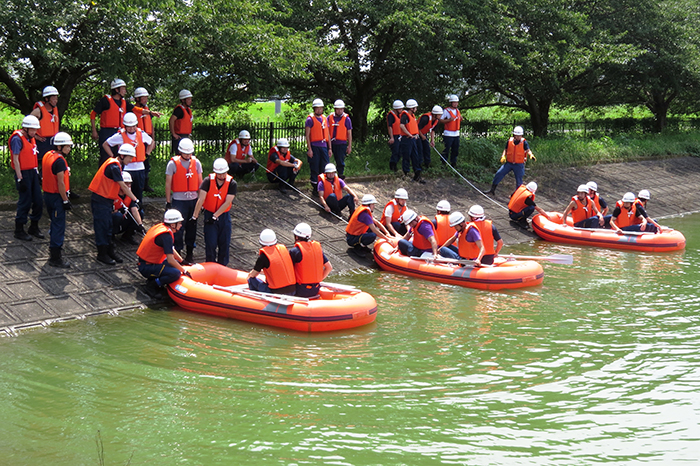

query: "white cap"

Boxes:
[431, 105, 443, 114]
[334, 99, 345, 108]
[277, 138, 290, 148]
[164, 209, 184, 223]
[213, 158, 229, 174]
[122, 112, 138, 127]
[526, 181, 538, 193]
[586, 181, 598, 192]
[42, 86, 59, 97]
[401, 209, 418, 225]
[324, 163, 337, 173]
[436, 200, 451, 212]
[392, 100, 404, 110]
[133, 87, 149, 98]
[638, 189, 650, 200]
[121, 171, 133, 183]
[179, 89, 193, 99]
[22, 115, 41, 129]
[468, 205, 485, 219]
[293, 223, 312, 239]
[448, 94, 459, 102]
[622, 192, 636, 203]
[238, 130, 251, 139]
[53, 132, 73, 146]
[110, 79, 126, 89]
[312, 98, 324, 108]
[118, 144, 136, 158]
[449, 211, 466, 227]
[406, 99, 418, 109]
[577, 184, 589, 193]
[513, 126, 524, 136]
[361, 194, 377, 205]
[394, 188, 408, 200]
[259, 229, 277, 246]
[178, 138, 195, 154]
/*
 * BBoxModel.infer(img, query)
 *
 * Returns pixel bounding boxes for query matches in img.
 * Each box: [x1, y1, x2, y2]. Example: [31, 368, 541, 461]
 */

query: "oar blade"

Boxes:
[547, 254, 574, 265]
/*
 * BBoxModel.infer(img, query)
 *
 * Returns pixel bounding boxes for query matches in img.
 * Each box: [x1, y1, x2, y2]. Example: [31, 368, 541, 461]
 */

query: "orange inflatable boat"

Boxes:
[166, 262, 377, 332]
[532, 212, 686, 252]
[373, 240, 544, 290]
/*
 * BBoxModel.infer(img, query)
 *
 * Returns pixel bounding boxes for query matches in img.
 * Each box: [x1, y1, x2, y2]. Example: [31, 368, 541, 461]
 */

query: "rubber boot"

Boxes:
[96, 245, 116, 265]
[14, 221, 32, 241]
[28, 220, 45, 239]
[48, 247, 70, 269]
[183, 246, 194, 266]
[389, 162, 397, 172]
[121, 230, 138, 245]
[107, 242, 124, 263]
[144, 176, 155, 193]
[483, 183, 497, 195]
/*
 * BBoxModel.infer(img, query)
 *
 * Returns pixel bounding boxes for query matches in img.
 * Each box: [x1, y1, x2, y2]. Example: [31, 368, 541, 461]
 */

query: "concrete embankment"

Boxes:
[1, 156, 698, 336]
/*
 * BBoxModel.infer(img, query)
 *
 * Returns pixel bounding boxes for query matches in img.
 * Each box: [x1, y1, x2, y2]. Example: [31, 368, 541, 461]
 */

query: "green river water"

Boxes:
[1, 215, 698, 465]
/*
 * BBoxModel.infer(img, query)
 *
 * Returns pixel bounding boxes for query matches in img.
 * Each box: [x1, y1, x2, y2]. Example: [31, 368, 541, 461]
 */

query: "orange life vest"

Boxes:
[318, 173, 342, 199]
[35, 102, 59, 138]
[387, 110, 402, 137]
[473, 219, 495, 255]
[136, 223, 173, 264]
[114, 195, 132, 212]
[419, 112, 439, 135]
[328, 113, 349, 142]
[570, 196, 596, 224]
[632, 199, 645, 225]
[505, 137, 527, 163]
[88, 158, 122, 200]
[100, 95, 126, 129]
[133, 105, 153, 135]
[590, 192, 603, 214]
[41, 150, 70, 194]
[202, 173, 233, 213]
[434, 213, 455, 246]
[382, 199, 406, 226]
[225, 138, 252, 164]
[267, 146, 291, 172]
[120, 128, 146, 163]
[614, 201, 638, 228]
[170, 156, 202, 192]
[400, 110, 418, 136]
[411, 216, 434, 250]
[443, 108, 461, 132]
[508, 185, 534, 213]
[260, 244, 296, 289]
[308, 114, 330, 144]
[293, 240, 324, 284]
[9, 130, 38, 170]
[173, 104, 193, 134]
[346, 206, 371, 235]
[458, 222, 481, 259]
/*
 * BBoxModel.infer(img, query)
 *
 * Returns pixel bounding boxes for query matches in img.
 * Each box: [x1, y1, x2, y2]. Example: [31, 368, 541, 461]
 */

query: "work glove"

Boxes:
[119, 206, 128, 215]
[529, 153, 537, 161]
[182, 270, 192, 278]
[138, 224, 147, 235]
[165, 201, 172, 210]
[17, 178, 28, 193]
[132, 199, 141, 211]
[63, 200, 72, 211]
[499, 154, 506, 164]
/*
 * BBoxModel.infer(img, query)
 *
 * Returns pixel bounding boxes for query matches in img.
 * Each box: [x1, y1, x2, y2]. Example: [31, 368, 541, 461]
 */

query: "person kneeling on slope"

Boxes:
[290, 223, 333, 297]
[137, 209, 191, 288]
[507, 181, 549, 228]
[248, 229, 297, 296]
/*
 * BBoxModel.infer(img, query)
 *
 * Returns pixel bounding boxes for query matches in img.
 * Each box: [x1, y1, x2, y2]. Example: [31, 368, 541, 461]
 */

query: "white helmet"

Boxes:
[110, 79, 126, 89]
[586, 181, 598, 192]
[334, 99, 345, 108]
[361, 194, 377, 205]
[118, 144, 136, 158]
[449, 211, 466, 227]
[178, 138, 195, 154]
[22, 115, 41, 129]
[42, 86, 59, 97]
[468, 205, 485, 219]
[513, 126, 524, 136]
[324, 163, 337, 173]
[133, 87, 149, 98]
[436, 200, 451, 212]
[432, 105, 443, 115]
[392, 100, 404, 110]
[577, 184, 589, 193]
[312, 98, 324, 108]
[53, 132, 73, 146]
[622, 192, 636, 203]
[179, 89, 193, 100]
[401, 209, 418, 225]
[238, 130, 251, 139]
[122, 112, 138, 127]
[121, 171, 133, 183]
[638, 189, 650, 200]
[213, 158, 229, 174]
[448, 94, 459, 103]
[259, 229, 277, 246]
[277, 138, 290, 148]
[526, 181, 538, 193]
[164, 209, 185, 224]
[406, 99, 418, 109]
[293, 222, 312, 239]
[394, 188, 408, 200]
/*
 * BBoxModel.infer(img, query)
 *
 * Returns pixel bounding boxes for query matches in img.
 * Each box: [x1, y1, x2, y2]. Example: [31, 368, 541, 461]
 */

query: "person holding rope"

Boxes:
[346, 194, 396, 251]
[266, 138, 302, 191]
[485, 126, 536, 195]
[507, 182, 549, 228]
[137, 209, 191, 289]
[438, 210, 486, 267]
[290, 223, 333, 298]
[112, 171, 145, 245]
[317, 163, 359, 217]
[248, 229, 297, 296]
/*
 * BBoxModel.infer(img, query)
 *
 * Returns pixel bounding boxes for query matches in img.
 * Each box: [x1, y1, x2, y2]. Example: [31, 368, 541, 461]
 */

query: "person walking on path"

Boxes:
[137, 209, 191, 289]
[169, 89, 193, 155]
[30, 86, 60, 165]
[305, 98, 331, 192]
[440, 95, 462, 166]
[225, 130, 259, 177]
[131, 87, 161, 193]
[417, 105, 443, 169]
[327, 100, 352, 178]
[399, 99, 425, 183]
[91, 79, 131, 165]
[290, 223, 333, 298]
[247, 229, 297, 296]
[387, 100, 404, 172]
[10, 115, 44, 241]
[485, 126, 536, 195]
[317, 163, 359, 217]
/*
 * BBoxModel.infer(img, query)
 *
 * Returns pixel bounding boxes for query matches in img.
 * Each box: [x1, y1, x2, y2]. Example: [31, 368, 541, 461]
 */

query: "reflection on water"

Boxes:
[0, 215, 698, 464]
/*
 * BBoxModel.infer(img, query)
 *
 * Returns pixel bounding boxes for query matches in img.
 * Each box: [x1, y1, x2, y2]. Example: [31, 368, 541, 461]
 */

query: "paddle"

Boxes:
[320, 281, 360, 293]
[505, 253, 573, 265]
[572, 226, 651, 236]
[213, 284, 309, 305]
[413, 256, 477, 266]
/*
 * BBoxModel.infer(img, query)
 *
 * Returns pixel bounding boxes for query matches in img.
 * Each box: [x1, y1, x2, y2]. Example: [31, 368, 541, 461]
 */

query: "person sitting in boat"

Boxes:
[112, 171, 145, 245]
[432, 200, 456, 247]
[317, 163, 360, 217]
[397, 209, 440, 258]
[290, 223, 333, 297]
[587, 181, 608, 215]
[247, 229, 297, 295]
[633, 190, 661, 233]
[136, 209, 191, 288]
[446, 205, 502, 265]
[346, 194, 396, 250]
[610, 192, 658, 234]
[382, 188, 409, 236]
[507, 181, 549, 228]
[561, 184, 605, 228]
[438, 210, 485, 266]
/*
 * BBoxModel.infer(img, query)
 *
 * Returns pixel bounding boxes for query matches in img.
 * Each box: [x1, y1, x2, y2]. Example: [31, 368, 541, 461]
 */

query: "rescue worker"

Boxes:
[290, 223, 333, 297]
[112, 171, 145, 245]
[441, 205, 503, 265]
[399, 99, 425, 183]
[432, 200, 456, 247]
[562, 184, 605, 228]
[345, 194, 396, 250]
[327, 100, 352, 178]
[102, 112, 154, 210]
[41, 131, 73, 268]
[438, 210, 485, 267]
[169, 89, 193, 154]
[318, 163, 359, 217]
[382, 188, 409, 236]
[417, 105, 443, 169]
[225, 130, 258, 177]
[192, 158, 236, 265]
[247, 229, 296, 296]
[397, 209, 439, 258]
[485, 126, 536, 195]
[609, 192, 655, 233]
[266, 138, 302, 190]
[131, 87, 161, 193]
[387, 100, 404, 172]
[305, 98, 331, 191]
[30, 86, 60, 163]
[587, 181, 608, 216]
[440, 95, 462, 166]
[633, 189, 661, 232]
[10, 115, 44, 241]
[91, 79, 132, 165]
[89, 144, 139, 265]
[507, 181, 549, 228]
[137, 209, 191, 288]
[165, 138, 203, 264]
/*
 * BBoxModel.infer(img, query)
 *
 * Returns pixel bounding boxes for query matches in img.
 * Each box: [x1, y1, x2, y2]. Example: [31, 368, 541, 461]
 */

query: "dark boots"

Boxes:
[27, 220, 45, 239]
[14, 221, 32, 241]
[96, 245, 116, 265]
[107, 242, 123, 263]
[144, 176, 154, 193]
[121, 230, 138, 245]
[183, 246, 194, 266]
[48, 247, 70, 268]
[483, 183, 497, 195]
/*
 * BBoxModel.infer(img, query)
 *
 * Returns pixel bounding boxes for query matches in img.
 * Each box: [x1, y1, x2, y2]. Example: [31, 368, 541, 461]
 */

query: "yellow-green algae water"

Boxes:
[0, 215, 698, 465]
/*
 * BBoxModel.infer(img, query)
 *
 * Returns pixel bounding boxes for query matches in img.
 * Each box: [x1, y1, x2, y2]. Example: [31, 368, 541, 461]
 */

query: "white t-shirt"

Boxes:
[105, 130, 153, 171]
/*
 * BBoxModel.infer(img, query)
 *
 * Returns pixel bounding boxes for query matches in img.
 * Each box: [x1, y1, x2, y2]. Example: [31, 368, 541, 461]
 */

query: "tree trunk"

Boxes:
[647, 90, 674, 133]
[526, 95, 552, 137]
[349, 83, 375, 142]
